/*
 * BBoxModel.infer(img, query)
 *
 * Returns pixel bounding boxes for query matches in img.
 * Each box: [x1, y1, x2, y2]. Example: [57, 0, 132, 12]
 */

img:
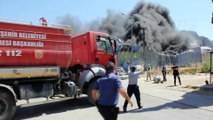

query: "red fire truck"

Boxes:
[0, 18, 119, 120]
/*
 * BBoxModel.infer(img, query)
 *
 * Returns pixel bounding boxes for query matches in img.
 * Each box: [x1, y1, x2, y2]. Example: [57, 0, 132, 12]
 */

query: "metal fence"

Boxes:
[117, 47, 202, 69]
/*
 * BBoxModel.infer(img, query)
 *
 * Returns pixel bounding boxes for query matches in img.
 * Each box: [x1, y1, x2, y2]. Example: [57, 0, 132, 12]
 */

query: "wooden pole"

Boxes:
[210, 52, 212, 84]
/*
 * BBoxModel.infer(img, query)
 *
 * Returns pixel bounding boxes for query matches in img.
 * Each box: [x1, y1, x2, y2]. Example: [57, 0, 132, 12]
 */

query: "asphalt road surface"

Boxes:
[12, 76, 213, 120]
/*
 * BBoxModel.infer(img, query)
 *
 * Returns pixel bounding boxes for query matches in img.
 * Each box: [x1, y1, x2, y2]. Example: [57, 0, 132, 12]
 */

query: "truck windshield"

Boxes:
[96, 36, 113, 54]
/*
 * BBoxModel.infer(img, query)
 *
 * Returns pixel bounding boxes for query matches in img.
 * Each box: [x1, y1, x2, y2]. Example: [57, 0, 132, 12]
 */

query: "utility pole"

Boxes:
[141, 28, 146, 63]
[212, 13, 213, 24]
[120, 12, 134, 61]
[211, 0, 213, 84]
[212, 0, 213, 24]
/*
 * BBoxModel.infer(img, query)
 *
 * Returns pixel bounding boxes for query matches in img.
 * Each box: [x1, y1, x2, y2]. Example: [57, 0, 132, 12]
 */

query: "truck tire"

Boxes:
[0, 89, 16, 120]
[87, 81, 95, 105]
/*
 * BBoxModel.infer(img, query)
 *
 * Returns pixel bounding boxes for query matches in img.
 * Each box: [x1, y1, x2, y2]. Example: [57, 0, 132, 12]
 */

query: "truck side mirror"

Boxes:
[97, 35, 101, 41]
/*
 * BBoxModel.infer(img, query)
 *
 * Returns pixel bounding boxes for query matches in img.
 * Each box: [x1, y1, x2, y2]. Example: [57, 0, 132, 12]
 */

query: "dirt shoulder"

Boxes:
[136, 73, 213, 96]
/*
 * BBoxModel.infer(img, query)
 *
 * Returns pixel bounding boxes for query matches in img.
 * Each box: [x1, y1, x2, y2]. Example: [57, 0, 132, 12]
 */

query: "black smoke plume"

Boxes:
[58, 0, 199, 55]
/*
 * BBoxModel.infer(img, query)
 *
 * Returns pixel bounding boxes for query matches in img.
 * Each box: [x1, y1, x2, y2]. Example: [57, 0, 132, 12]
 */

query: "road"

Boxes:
[13, 75, 213, 120]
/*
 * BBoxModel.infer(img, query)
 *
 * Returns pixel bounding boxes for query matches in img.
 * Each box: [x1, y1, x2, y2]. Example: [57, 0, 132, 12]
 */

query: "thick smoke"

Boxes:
[97, 10, 127, 39]
[57, 14, 90, 36]
[58, 0, 199, 55]
[96, 1, 199, 55]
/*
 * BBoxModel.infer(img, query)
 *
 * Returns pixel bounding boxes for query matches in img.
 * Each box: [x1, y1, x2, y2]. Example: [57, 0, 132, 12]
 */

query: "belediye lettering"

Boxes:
[19, 32, 46, 39]
[0, 31, 46, 40]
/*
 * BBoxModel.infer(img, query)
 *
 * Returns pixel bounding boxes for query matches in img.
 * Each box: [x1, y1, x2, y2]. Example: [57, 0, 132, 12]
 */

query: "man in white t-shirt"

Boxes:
[123, 66, 143, 112]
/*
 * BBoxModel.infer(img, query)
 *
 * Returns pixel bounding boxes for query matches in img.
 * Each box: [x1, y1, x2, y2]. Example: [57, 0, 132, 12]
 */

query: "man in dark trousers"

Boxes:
[171, 64, 181, 86]
[92, 62, 133, 120]
[161, 65, 167, 81]
[123, 66, 143, 112]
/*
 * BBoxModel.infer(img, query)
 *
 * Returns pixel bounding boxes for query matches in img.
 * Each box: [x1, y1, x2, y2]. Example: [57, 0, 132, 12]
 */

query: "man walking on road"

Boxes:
[92, 62, 133, 120]
[123, 66, 143, 112]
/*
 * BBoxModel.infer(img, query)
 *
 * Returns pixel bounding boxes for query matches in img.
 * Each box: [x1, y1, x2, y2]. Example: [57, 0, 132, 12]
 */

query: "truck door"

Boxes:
[96, 36, 114, 65]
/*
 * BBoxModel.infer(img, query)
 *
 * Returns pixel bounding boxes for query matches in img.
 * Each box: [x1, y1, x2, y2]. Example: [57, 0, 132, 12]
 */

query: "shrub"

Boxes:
[201, 63, 209, 73]
[150, 64, 209, 75]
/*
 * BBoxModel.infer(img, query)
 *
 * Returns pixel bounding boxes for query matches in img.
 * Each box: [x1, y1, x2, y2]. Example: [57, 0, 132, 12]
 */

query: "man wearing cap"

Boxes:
[92, 62, 133, 120]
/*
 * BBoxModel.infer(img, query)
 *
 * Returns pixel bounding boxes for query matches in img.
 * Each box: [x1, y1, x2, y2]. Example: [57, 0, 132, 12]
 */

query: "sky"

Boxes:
[0, 0, 213, 40]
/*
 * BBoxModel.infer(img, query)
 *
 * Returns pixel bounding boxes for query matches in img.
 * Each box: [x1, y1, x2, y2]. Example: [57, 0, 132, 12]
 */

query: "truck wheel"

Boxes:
[87, 82, 95, 105]
[0, 89, 16, 120]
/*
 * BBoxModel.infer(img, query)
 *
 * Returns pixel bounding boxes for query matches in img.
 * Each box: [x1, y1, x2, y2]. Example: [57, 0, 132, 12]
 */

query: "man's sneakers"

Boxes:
[123, 105, 143, 113]
[138, 105, 143, 109]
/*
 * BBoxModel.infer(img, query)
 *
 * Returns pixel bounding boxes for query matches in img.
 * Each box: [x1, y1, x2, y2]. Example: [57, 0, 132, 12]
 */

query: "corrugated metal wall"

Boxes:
[118, 47, 202, 69]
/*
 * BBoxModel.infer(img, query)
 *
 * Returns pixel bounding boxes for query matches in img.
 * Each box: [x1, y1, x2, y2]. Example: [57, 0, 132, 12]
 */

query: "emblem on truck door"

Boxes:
[35, 50, 43, 59]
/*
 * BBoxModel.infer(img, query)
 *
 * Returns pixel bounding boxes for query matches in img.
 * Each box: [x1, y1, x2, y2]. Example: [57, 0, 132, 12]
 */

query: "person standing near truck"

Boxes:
[122, 59, 131, 73]
[92, 62, 133, 120]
